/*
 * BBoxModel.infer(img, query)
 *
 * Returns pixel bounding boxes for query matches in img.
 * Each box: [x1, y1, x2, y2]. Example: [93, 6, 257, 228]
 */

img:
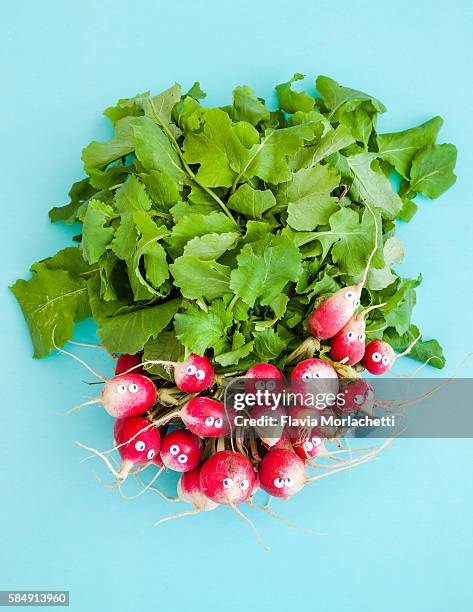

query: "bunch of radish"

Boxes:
[59, 246, 415, 546]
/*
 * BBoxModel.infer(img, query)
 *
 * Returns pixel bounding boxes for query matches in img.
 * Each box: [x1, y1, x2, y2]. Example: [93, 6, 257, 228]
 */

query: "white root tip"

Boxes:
[154, 508, 200, 527]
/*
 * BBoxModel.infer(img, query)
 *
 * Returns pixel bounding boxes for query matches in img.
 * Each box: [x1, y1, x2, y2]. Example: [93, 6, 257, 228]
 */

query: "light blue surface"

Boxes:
[1, 1, 473, 611]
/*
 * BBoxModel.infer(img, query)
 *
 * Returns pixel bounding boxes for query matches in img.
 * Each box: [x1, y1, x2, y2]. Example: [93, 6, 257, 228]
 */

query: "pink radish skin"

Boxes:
[115, 353, 144, 375]
[245, 363, 284, 379]
[363, 340, 396, 375]
[113, 417, 162, 477]
[160, 429, 203, 472]
[308, 285, 361, 340]
[336, 379, 375, 415]
[180, 397, 232, 437]
[173, 354, 215, 393]
[329, 315, 366, 365]
[199, 451, 256, 505]
[291, 358, 339, 401]
[101, 373, 157, 418]
[258, 449, 306, 498]
[177, 466, 219, 511]
[244, 363, 285, 399]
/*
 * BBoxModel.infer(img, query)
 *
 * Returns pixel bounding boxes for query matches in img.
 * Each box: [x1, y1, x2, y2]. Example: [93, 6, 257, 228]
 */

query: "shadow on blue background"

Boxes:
[1, 1, 472, 611]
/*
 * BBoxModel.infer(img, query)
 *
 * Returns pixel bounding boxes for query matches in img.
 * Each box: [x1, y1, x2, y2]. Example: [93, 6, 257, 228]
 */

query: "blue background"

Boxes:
[1, 1, 473, 611]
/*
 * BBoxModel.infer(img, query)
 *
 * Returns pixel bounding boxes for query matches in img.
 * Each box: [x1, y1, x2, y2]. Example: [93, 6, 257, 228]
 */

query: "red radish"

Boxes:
[258, 449, 306, 498]
[113, 417, 162, 477]
[100, 373, 157, 418]
[55, 346, 156, 417]
[336, 379, 375, 416]
[154, 396, 234, 437]
[177, 466, 219, 511]
[244, 362, 285, 400]
[291, 358, 339, 400]
[199, 451, 256, 505]
[115, 352, 144, 375]
[308, 285, 361, 340]
[329, 315, 366, 365]
[151, 353, 215, 392]
[67, 373, 157, 418]
[154, 465, 219, 528]
[362, 340, 395, 375]
[180, 397, 232, 437]
[160, 429, 203, 472]
[76, 416, 162, 483]
[329, 304, 386, 365]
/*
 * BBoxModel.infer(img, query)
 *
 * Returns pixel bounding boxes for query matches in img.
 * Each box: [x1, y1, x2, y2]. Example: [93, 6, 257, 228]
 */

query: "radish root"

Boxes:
[118, 467, 164, 500]
[76, 441, 132, 481]
[247, 500, 324, 537]
[53, 341, 108, 382]
[155, 508, 200, 527]
[228, 501, 269, 551]
[58, 398, 101, 416]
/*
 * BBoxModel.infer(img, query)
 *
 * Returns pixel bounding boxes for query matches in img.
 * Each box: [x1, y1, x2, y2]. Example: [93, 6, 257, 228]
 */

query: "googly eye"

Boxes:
[314, 372, 321, 378]
[205, 416, 215, 427]
[354, 299, 361, 308]
[223, 477, 233, 488]
[128, 383, 139, 394]
[381, 355, 391, 366]
[347, 331, 356, 341]
[285, 477, 295, 488]
[354, 394, 364, 405]
[301, 373, 312, 381]
[266, 380, 276, 390]
[117, 384, 127, 394]
[304, 441, 314, 451]
[177, 454, 188, 464]
[169, 444, 180, 456]
[195, 369, 205, 380]
[345, 291, 354, 300]
[186, 364, 197, 375]
[372, 352, 382, 363]
[255, 380, 265, 390]
[147, 449, 155, 460]
[312, 436, 322, 447]
[273, 477, 285, 489]
[135, 441, 145, 452]
[359, 333, 366, 342]
[240, 479, 249, 490]
[214, 418, 223, 429]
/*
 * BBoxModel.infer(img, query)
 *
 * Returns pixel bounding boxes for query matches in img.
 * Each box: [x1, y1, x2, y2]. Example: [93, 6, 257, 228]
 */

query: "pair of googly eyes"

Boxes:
[186, 364, 206, 380]
[169, 444, 188, 464]
[347, 331, 366, 342]
[117, 383, 139, 394]
[134, 441, 156, 460]
[371, 352, 390, 366]
[274, 476, 294, 489]
[304, 437, 322, 451]
[301, 372, 321, 381]
[204, 416, 223, 428]
[222, 477, 249, 490]
[345, 291, 361, 308]
[254, 380, 276, 391]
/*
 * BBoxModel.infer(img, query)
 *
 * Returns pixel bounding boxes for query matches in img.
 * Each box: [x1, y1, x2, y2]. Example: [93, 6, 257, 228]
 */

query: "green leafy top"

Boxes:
[12, 75, 456, 371]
